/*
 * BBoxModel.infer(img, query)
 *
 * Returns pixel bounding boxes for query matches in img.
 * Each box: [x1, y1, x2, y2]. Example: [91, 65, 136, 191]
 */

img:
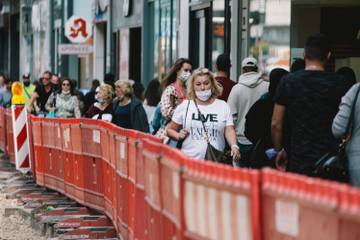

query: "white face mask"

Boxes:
[179, 71, 191, 82]
[62, 90, 71, 95]
[97, 97, 105, 104]
[195, 89, 212, 101]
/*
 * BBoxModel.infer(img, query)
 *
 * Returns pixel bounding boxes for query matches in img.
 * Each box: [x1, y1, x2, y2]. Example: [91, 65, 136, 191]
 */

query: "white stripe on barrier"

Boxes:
[13, 107, 26, 136]
[185, 181, 195, 233]
[17, 139, 29, 164]
[221, 191, 232, 240]
[237, 194, 252, 240]
[197, 184, 206, 237]
[209, 188, 218, 239]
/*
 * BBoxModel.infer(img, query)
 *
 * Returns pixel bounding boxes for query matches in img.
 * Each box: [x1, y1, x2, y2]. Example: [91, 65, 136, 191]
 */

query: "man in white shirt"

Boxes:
[227, 57, 269, 167]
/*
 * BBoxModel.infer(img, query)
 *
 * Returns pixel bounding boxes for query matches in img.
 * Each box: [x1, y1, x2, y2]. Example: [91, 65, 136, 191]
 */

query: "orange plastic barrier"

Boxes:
[261, 169, 345, 240]
[5, 108, 15, 164]
[31, 116, 44, 185]
[0, 107, 6, 153]
[183, 159, 260, 240]
[6, 112, 356, 240]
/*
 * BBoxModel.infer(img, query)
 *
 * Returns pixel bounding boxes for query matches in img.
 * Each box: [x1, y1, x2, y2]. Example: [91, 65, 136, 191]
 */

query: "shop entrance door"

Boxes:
[189, 4, 212, 69]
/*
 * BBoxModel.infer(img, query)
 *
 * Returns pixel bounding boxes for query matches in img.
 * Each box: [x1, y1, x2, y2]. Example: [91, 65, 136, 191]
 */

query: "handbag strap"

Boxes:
[345, 85, 360, 136]
[193, 100, 211, 144]
[183, 100, 190, 128]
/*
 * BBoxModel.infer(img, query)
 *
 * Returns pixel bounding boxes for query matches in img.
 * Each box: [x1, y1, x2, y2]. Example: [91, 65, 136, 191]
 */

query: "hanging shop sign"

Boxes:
[65, 16, 93, 43]
[58, 44, 93, 55]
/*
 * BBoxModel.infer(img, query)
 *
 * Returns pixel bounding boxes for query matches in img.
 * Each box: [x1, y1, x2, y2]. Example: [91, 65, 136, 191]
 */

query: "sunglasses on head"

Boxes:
[193, 67, 211, 75]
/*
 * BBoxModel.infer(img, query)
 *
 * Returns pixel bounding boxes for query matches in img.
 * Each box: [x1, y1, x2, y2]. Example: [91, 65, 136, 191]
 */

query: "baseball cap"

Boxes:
[241, 57, 258, 68]
[22, 73, 30, 79]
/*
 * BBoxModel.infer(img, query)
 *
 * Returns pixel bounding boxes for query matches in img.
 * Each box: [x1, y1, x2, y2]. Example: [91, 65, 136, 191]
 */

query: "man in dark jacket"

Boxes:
[84, 79, 100, 112]
[113, 79, 149, 133]
[245, 68, 288, 168]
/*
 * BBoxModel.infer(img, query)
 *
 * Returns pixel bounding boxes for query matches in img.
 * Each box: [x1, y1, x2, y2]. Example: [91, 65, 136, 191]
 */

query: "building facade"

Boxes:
[1, 0, 359, 88]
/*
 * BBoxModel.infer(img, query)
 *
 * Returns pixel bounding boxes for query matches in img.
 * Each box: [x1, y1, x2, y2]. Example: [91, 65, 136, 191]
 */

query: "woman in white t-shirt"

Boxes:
[167, 68, 240, 162]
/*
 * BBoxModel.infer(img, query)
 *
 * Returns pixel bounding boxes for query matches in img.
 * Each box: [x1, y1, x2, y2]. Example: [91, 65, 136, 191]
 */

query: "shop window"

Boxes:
[154, 0, 177, 78]
[212, 0, 231, 69]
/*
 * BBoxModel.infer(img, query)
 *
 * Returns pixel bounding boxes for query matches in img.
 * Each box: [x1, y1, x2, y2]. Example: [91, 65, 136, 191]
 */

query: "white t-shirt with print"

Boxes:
[172, 99, 234, 160]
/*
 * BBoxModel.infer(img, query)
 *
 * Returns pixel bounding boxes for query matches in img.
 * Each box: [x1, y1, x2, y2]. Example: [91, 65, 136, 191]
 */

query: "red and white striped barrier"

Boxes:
[11, 105, 31, 174]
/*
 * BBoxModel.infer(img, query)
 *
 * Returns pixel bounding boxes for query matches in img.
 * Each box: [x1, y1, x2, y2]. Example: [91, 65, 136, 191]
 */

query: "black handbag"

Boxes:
[313, 85, 360, 182]
[193, 101, 227, 163]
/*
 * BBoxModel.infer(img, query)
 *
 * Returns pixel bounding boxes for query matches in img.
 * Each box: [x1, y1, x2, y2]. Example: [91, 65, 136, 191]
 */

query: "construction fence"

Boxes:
[0, 106, 360, 240]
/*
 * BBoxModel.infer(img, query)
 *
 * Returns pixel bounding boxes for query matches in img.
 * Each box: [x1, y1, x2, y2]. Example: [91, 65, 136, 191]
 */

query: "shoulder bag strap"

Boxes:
[345, 85, 360, 136]
[183, 100, 190, 128]
[193, 100, 211, 144]
[23, 87, 31, 99]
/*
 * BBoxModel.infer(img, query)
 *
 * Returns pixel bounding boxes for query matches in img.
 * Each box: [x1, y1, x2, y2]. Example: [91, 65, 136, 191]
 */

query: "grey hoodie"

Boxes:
[228, 71, 269, 144]
[238, 72, 265, 88]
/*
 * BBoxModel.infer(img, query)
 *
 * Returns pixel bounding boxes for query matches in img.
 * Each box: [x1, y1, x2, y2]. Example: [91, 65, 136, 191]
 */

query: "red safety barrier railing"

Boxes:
[0, 107, 6, 153]
[1, 106, 360, 240]
[5, 108, 15, 164]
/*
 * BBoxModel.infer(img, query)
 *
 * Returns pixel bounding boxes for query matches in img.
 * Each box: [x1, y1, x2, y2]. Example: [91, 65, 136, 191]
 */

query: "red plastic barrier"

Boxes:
[160, 144, 187, 240]
[261, 169, 340, 240]
[5, 109, 15, 164]
[182, 159, 260, 240]
[142, 139, 163, 240]
[99, 121, 116, 224]
[80, 119, 104, 211]
[27, 114, 36, 178]
[42, 119, 57, 190]
[31, 116, 45, 185]
[0, 107, 6, 153]
[25, 115, 360, 240]
[338, 185, 360, 240]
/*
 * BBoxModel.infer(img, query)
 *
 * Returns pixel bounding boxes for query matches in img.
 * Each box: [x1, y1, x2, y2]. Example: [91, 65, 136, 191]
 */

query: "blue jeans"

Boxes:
[234, 143, 254, 168]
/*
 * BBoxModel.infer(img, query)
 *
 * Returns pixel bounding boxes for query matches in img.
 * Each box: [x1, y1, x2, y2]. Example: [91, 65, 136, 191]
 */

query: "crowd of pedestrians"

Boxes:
[1, 32, 359, 187]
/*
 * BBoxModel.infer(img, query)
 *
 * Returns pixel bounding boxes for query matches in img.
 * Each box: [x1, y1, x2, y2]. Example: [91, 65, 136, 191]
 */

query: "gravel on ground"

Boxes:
[0, 192, 46, 240]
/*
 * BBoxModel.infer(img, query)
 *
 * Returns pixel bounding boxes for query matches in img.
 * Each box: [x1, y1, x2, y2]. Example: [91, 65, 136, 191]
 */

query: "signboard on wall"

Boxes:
[65, 16, 93, 43]
[118, 29, 129, 79]
[58, 44, 93, 55]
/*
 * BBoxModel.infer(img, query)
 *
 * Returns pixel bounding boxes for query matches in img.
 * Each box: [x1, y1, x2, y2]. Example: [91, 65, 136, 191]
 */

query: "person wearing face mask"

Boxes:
[21, 73, 36, 105]
[156, 58, 192, 142]
[85, 84, 114, 122]
[166, 68, 240, 162]
[45, 78, 81, 118]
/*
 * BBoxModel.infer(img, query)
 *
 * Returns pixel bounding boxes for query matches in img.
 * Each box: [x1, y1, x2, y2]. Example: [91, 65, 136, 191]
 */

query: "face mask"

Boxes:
[179, 71, 191, 82]
[97, 97, 105, 104]
[195, 89, 212, 101]
[23, 81, 30, 87]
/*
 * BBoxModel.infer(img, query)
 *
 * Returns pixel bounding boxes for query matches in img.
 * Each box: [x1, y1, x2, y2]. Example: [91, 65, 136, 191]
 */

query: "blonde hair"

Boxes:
[187, 68, 223, 100]
[99, 84, 114, 102]
[115, 79, 134, 97]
